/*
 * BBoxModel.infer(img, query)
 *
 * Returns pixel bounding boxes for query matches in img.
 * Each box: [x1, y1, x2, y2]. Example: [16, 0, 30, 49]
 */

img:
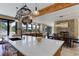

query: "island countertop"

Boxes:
[5, 36, 64, 56]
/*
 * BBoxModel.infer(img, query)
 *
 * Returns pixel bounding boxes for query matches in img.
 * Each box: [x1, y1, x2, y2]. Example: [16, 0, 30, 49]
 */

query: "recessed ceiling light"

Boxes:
[59, 16, 63, 17]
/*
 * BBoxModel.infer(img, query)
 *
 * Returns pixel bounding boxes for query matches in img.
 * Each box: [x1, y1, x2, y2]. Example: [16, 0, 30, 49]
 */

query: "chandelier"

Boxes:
[15, 4, 39, 24]
[15, 4, 32, 24]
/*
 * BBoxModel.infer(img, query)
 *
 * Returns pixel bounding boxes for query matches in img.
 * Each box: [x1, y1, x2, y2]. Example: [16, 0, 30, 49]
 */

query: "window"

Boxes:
[21, 23, 41, 33]
[22, 24, 26, 30]
[37, 25, 39, 29]
[10, 22, 16, 35]
[33, 24, 35, 29]
[27, 24, 32, 32]
[0, 20, 7, 41]
[22, 24, 26, 33]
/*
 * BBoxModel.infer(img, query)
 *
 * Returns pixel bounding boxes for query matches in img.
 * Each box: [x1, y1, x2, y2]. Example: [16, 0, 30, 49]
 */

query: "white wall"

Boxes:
[33, 17, 55, 34]
[77, 18, 79, 39]
[51, 22, 54, 34]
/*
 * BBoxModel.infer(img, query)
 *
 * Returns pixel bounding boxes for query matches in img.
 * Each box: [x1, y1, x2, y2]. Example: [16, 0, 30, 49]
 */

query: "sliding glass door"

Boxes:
[9, 21, 16, 36]
[0, 20, 7, 41]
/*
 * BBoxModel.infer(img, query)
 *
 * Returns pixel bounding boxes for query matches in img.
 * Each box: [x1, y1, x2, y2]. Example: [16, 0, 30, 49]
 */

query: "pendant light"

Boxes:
[33, 6, 39, 16]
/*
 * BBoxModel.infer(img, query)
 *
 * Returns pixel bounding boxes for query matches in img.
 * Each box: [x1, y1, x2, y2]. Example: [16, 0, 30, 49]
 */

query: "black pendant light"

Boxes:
[33, 6, 39, 16]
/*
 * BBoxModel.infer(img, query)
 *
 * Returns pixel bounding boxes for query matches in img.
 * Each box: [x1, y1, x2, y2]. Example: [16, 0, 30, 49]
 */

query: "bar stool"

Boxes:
[2, 43, 17, 56]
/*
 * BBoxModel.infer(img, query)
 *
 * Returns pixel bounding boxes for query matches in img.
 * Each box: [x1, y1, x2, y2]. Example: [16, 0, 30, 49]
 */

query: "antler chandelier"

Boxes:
[15, 4, 33, 24]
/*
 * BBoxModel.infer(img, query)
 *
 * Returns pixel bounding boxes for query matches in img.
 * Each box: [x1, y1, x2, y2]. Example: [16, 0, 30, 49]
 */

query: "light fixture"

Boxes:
[33, 6, 39, 16]
[59, 16, 63, 17]
[22, 15, 32, 24]
[28, 15, 33, 19]
[14, 4, 32, 24]
[14, 19, 19, 22]
[14, 4, 39, 24]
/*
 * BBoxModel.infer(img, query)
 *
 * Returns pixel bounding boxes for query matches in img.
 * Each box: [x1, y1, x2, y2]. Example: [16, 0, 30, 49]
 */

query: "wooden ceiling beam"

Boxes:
[37, 3, 78, 16]
[0, 15, 14, 21]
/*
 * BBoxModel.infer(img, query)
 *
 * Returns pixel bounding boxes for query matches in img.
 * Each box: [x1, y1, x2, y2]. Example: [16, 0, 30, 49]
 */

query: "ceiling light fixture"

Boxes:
[33, 6, 39, 16]
[59, 16, 63, 17]
[14, 4, 33, 24]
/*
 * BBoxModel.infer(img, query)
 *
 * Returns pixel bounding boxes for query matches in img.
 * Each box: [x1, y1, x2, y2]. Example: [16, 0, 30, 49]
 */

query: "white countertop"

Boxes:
[5, 36, 64, 56]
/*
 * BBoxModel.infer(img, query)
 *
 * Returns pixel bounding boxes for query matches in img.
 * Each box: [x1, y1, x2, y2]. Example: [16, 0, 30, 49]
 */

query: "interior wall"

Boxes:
[70, 19, 79, 39]
[74, 19, 78, 38]
[34, 17, 55, 34]
[54, 19, 78, 38]
[77, 19, 79, 38]
[51, 22, 54, 34]
[34, 17, 79, 38]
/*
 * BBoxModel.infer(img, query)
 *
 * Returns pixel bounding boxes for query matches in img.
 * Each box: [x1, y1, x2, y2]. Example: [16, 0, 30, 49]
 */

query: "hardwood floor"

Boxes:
[61, 44, 79, 56]
[61, 47, 79, 56]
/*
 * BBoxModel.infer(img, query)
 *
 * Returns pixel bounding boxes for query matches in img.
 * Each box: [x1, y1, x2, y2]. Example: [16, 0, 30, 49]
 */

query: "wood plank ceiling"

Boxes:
[37, 3, 78, 17]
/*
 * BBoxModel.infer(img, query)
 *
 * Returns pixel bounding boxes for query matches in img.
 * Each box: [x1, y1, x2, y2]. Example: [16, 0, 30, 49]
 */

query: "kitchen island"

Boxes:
[4, 36, 64, 56]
